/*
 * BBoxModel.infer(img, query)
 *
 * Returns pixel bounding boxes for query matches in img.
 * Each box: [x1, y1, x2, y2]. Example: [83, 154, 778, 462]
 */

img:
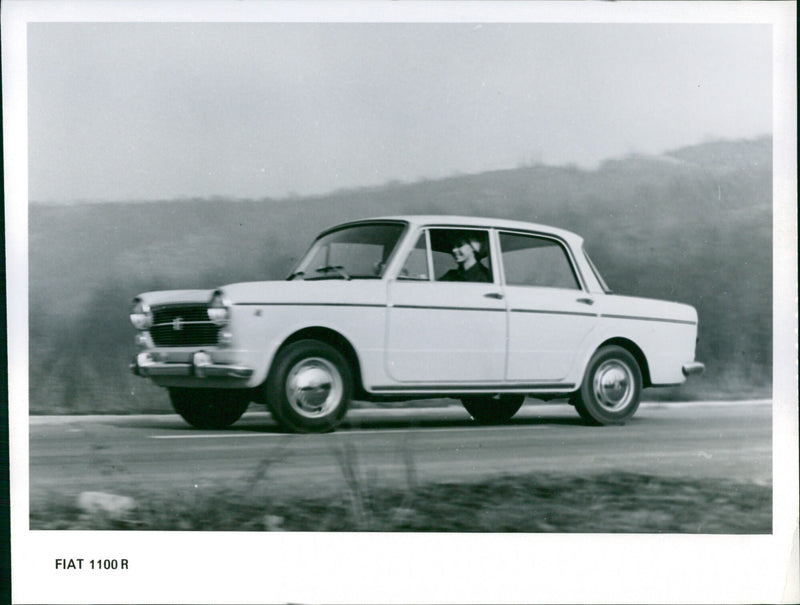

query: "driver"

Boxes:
[440, 234, 491, 282]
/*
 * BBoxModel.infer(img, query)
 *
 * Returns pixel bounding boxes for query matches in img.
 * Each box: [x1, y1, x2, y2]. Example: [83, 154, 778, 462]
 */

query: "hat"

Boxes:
[451, 232, 485, 258]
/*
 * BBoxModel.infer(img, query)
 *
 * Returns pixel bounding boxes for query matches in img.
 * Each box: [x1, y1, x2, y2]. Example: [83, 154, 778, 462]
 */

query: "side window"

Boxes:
[398, 233, 430, 280]
[429, 228, 493, 283]
[500, 232, 579, 290]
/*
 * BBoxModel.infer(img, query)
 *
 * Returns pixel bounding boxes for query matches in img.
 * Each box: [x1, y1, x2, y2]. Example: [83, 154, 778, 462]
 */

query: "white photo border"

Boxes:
[4, 1, 797, 603]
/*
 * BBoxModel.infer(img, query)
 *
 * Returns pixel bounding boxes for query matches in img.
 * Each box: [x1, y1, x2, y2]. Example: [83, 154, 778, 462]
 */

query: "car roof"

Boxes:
[330, 215, 584, 246]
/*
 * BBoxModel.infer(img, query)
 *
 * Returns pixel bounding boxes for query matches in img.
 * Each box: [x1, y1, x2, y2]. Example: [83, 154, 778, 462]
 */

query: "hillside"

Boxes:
[28, 136, 772, 412]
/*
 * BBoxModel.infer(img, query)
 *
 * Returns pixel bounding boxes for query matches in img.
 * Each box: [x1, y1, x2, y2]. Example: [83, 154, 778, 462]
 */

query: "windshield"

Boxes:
[290, 222, 406, 280]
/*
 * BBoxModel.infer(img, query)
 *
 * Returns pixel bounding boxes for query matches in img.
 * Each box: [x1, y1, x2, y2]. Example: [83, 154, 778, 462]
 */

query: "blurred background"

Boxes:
[28, 135, 772, 413]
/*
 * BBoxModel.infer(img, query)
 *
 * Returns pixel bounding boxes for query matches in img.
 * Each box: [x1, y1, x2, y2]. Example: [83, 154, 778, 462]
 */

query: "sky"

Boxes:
[27, 21, 773, 202]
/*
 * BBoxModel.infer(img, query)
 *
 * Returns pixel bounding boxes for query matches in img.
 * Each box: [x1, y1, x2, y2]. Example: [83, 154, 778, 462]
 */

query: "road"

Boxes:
[28, 400, 771, 498]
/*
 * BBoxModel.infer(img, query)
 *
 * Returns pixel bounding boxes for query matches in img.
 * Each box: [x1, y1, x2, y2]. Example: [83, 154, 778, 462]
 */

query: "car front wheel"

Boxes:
[461, 394, 525, 424]
[169, 387, 251, 429]
[571, 345, 642, 425]
[265, 339, 353, 433]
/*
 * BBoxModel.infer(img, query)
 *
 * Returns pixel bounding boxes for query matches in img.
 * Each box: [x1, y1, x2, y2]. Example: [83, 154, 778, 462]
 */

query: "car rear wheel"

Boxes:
[571, 345, 642, 425]
[461, 394, 525, 424]
[265, 339, 353, 433]
[169, 387, 251, 429]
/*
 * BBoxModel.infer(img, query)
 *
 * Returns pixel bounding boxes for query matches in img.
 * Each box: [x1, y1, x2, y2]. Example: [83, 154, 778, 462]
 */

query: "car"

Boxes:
[129, 215, 705, 432]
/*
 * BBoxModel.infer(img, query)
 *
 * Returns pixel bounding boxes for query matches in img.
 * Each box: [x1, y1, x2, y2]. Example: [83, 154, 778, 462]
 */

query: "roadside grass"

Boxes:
[30, 461, 771, 533]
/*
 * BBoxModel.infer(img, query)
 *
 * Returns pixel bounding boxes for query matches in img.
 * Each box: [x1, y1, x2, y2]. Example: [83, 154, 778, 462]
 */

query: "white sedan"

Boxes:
[130, 215, 704, 432]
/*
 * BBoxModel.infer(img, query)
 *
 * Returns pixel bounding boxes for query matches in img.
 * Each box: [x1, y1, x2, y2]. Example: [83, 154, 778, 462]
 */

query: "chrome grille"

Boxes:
[150, 304, 220, 347]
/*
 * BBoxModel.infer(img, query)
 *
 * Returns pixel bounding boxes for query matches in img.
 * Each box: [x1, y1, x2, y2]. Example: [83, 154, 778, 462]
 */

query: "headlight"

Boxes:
[207, 290, 231, 326]
[129, 298, 153, 330]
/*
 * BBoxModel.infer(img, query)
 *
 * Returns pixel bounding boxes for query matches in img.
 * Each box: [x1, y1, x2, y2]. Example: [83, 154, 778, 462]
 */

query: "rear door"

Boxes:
[499, 231, 598, 382]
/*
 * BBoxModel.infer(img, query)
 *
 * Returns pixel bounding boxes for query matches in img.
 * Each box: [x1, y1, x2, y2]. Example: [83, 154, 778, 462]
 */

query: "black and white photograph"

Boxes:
[3, 1, 797, 603]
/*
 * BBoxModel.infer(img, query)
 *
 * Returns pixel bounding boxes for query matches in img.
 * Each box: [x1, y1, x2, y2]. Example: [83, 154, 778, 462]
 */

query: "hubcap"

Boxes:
[592, 360, 634, 412]
[285, 357, 343, 419]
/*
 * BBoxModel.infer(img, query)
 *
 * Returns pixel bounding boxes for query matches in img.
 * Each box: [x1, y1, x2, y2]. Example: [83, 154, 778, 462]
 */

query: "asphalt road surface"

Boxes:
[28, 400, 771, 498]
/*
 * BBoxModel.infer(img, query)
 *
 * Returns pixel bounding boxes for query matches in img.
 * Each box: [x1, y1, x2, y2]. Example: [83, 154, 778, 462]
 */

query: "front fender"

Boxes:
[231, 304, 387, 388]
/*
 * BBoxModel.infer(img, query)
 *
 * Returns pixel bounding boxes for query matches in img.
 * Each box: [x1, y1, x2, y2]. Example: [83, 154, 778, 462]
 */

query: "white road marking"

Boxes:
[150, 433, 271, 439]
[27, 399, 773, 426]
[342, 424, 552, 437]
[150, 423, 553, 439]
[640, 399, 772, 407]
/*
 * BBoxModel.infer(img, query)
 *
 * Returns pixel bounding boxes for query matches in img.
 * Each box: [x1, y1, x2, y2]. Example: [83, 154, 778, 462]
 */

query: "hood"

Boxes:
[220, 279, 386, 305]
[136, 278, 387, 307]
[135, 289, 214, 307]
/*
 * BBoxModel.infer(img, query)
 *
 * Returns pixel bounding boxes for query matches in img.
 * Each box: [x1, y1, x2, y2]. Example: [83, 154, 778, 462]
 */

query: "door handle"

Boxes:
[576, 297, 595, 305]
[484, 292, 504, 300]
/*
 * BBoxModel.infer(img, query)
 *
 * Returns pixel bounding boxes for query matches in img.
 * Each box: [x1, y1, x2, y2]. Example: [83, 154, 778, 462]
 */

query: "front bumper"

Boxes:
[682, 361, 706, 377]
[131, 351, 254, 379]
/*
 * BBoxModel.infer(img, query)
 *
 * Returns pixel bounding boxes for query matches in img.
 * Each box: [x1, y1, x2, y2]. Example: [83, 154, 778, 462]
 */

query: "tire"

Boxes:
[265, 339, 353, 433]
[461, 394, 525, 424]
[169, 387, 251, 429]
[571, 345, 642, 426]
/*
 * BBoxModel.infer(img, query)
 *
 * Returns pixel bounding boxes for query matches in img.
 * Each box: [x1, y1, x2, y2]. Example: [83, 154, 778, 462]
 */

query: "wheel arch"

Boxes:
[593, 337, 652, 388]
[276, 326, 365, 398]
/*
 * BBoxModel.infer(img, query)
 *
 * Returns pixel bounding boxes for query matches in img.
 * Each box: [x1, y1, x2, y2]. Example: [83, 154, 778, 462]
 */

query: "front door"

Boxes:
[385, 228, 507, 383]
